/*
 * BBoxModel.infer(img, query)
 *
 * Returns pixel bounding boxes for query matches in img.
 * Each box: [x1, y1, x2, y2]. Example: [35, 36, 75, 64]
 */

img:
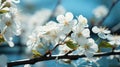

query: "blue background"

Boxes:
[0, 0, 120, 67]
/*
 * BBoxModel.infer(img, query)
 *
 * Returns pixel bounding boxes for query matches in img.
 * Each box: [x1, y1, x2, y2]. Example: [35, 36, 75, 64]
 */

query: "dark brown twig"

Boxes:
[44, 31, 73, 56]
[7, 51, 120, 67]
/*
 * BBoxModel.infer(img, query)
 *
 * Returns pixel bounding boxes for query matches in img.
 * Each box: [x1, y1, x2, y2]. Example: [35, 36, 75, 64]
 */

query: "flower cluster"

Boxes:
[0, 0, 21, 47]
[92, 26, 120, 47]
[27, 12, 98, 58]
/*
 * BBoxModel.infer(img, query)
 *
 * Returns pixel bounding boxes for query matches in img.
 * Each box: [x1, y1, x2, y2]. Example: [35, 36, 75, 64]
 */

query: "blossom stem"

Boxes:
[44, 31, 73, 56]
[7, 51, 120, 67]
[97, 0, 120, 26]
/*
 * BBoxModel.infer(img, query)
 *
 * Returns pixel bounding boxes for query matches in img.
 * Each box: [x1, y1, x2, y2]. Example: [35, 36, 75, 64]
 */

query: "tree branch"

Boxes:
[7, 51, 120, 67]
[43, 0, 62, 25]
[97, 0, 120, 26]
[44, 31, 73, 56]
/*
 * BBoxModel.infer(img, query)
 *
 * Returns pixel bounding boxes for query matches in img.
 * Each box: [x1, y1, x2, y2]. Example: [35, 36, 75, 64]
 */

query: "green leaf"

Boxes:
[99, 41, 113, 48]
[0, 10, 9, 14]
[32, 50, 42, 58]
[65, 40, 78, 50]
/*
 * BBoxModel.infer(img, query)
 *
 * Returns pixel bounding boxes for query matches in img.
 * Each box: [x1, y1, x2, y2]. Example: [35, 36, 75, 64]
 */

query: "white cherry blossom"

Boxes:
[78, 38, 98, 58]
[92, 26, 111, 39]
[93, 5, 108, 19]
[57, 12, 75, 34]
[107, 34, 120, 46]
[72, 15, 90, 43]
[77, 15, 88, 27]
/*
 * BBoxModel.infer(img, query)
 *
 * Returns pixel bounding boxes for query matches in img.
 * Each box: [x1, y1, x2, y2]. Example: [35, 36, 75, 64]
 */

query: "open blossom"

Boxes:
[26, 29, 49, 55]
[72, 15, 90, 43]
[93, 5, 108, 19]
[42, 21, 62, 44]
[57, 12, 76, 34]
[78, 38, 98, 58]
[77, 15, 88, 27]
[92, 26, 111, 39]
[107, 34, 120, 46]
[0, 0, 21, 47]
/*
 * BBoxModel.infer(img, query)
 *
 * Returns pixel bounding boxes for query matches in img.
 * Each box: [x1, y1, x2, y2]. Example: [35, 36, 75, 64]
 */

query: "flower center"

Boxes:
[64, 21, 69, 26]
[77, 32, 82, 37]
[6, 21, 11, 26]
[84, 44, 89, 50]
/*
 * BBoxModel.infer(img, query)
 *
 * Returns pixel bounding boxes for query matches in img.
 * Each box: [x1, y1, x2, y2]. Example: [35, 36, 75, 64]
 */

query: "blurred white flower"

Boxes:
[107, 34, 120, 46]
[24, 64, 31, 67]
[107, 50, 120, 60]
[0, 55, 7, 67]
[92, 26, 111, 39]
[30, 9, 52, 26]
[93, 5, 108, 19]
[20, 9, 52, 44]
[54, 5, 66, 16]
[78, 38, 98, 58]
[27, 33, 39, 49]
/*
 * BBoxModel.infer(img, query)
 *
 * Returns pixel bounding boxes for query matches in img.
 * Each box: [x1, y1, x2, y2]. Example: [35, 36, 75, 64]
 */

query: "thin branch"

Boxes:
[97, 0, 120, 26]
[43, 0, 62, 25]
[7, 51, 120, 67]
[44, 31, 73, 56]
[111, 22, 120, 32]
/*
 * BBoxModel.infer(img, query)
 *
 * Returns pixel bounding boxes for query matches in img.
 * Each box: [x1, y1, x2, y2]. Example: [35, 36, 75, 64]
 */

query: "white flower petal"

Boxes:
[56, 15, 65, 23]
[78, 15, 87, 24]
[108, 41, 115, 45]
[106, 34, 114, 41]
[24, 64, 31, 67]
[92, 26, 100, 33]
[65, 12, 73, 21]
[82, 29, 90, 37]
[90, 44, 98, 52]
[8, 41, 14, 47]
[103, 30, 111, 34]
[98, 32, 107, 39]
